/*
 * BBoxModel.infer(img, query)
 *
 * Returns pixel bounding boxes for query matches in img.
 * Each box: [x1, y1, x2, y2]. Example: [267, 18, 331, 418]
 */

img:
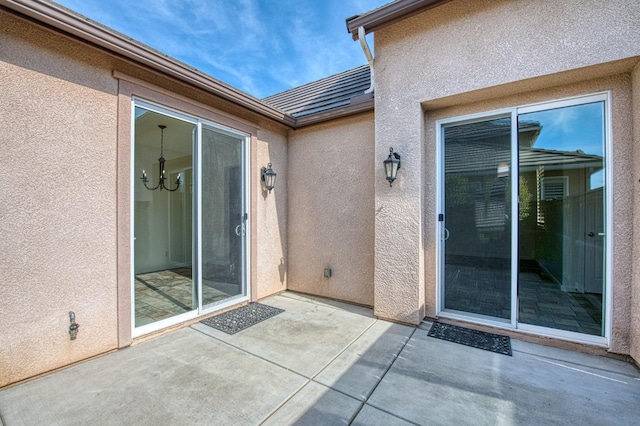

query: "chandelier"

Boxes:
[141, 125, 180, 192]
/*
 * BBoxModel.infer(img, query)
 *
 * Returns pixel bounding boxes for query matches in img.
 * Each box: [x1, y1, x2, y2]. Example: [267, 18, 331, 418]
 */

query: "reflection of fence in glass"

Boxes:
[517, 99, 606, 336]
[441, 96, 607, 336]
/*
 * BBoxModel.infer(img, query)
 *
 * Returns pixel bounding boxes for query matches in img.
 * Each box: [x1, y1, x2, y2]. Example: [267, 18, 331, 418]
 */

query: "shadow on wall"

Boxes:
[2, 12, 117, 95]
[263, 142, 287, 289]
[279, 258, 286, 284]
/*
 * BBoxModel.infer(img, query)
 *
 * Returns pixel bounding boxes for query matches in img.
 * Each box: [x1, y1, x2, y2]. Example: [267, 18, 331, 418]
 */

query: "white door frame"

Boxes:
[435, 93, 612, 347]
[197, 120, 251, 316]
[131, 98, 251, 338]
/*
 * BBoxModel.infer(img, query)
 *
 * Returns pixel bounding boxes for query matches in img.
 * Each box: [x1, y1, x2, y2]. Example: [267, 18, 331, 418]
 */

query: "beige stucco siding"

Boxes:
[0, 11, 119, 386]
[376, 0, 640, 103]
[373, 0, 640, 345]
[631, 62, 640, 364]
[256, 121, 288, 300]
[1, 10, 290, 386]
[287, 113, 375, 306]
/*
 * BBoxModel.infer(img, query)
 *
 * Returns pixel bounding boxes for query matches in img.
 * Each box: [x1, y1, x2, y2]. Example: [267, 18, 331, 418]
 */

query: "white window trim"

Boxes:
[131, 97, 251, 338]
[435, 92, 611, 347]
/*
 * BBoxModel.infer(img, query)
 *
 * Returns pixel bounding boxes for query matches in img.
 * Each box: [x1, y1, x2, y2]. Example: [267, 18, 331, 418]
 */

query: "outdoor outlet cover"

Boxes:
[324, 268, 332, 278]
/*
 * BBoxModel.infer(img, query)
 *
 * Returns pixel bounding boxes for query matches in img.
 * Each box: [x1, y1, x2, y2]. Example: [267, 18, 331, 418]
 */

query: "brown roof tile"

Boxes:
[262, 65, 372, 118]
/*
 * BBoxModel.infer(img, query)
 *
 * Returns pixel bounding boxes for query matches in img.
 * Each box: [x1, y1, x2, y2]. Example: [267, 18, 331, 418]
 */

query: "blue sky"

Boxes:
[54, 0, 389, 98]
[520, 101, 605, 188]
[522, 102, 605, 156]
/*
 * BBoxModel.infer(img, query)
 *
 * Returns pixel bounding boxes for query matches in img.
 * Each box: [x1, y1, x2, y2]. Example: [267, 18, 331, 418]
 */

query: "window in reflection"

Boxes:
[440, 98, 607, 337]
[518, 101, 606, 336]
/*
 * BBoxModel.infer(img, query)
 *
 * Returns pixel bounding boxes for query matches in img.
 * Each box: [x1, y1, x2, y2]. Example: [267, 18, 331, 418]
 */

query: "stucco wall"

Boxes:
[288, 113, 375, 306]
[1, 10, 290, 386]
[373, 0, 640, 334]
[631, 62, 640, 364]
[256, 121, 288, 299]
[0, 11, 119, 386]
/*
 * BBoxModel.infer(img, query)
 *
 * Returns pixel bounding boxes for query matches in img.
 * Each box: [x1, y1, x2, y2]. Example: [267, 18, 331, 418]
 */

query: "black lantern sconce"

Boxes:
[141, 125, 180, 192]
[383, 147, 401, 187]
[261, 163, 277, 192]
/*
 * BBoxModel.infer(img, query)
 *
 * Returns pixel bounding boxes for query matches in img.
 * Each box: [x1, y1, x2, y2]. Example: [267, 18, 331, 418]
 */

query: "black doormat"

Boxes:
[427, 322, 512, 356]
[200, 303, 284, 335]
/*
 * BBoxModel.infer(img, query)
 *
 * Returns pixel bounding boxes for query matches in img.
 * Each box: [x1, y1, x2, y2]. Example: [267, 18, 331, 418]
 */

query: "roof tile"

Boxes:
[262, 65, 371, 118]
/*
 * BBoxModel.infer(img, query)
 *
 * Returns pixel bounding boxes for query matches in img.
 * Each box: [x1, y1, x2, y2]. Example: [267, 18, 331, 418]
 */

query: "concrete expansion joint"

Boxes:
[257, 380, 310, 425]
[192, 312, 422, 425]
[347, 326, 419, 426]
[532, 356, 631, 385]
[257, 319, 420, 425]
[257, 319, 380, 425]
[143, 294, 430, 425]
[190, 325, 307, 379]
[516, 348, 638, 378]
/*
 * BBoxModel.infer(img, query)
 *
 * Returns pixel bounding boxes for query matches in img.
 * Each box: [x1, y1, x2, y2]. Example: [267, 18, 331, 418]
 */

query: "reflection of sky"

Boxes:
[590, 170, 604, 189]
[519, 102, 604, 156]
[519, 101, 605, 189]
[135, 107, 148, 119]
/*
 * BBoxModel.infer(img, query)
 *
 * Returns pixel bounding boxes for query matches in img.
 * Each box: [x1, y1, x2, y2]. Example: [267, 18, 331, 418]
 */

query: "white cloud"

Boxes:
[55, 0, 390, 97]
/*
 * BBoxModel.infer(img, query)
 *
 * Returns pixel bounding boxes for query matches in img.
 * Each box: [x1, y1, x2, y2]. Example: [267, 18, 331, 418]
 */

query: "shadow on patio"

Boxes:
[0, 292, 638, 425]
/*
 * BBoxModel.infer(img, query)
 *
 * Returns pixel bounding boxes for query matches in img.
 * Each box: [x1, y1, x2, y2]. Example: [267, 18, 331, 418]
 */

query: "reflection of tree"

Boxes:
[445, 173, 479, 255]
[505, 176, 532, 221]
[446, 174, 471, 207]
[519, 176, 532, 220]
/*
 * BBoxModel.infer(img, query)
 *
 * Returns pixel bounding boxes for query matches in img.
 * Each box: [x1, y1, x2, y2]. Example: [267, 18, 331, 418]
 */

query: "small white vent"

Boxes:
[541, 176, 568, 200]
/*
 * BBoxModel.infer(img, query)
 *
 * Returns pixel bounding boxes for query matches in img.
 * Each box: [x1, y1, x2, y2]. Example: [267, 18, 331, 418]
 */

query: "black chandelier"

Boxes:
[141, 125, 180, 192]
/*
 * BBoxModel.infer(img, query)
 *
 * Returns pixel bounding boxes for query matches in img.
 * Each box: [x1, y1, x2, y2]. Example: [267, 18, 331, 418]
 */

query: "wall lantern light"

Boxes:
[261, 163, 277, 192]
[383, 147, 401, 187]
[141, 125, 181, 192]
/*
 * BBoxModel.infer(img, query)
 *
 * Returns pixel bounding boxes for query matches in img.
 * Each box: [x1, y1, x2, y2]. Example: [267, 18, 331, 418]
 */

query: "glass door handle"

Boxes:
[235, 224, 246, 237]
[444, 228, 450, 241]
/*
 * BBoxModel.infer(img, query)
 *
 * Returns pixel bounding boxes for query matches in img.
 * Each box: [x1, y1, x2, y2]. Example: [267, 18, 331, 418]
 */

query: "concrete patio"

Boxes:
[1, 292, 638, 425]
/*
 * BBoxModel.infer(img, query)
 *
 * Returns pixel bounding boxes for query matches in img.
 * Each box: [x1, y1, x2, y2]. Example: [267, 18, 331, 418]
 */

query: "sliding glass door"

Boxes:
[517, 100, 606, 337]
[133, 101, 249, 334]
[133, 108, 196, 328]
[442, 116, 513, 321]
[200, 125, 247, 309]
[438, 94, 608, 341]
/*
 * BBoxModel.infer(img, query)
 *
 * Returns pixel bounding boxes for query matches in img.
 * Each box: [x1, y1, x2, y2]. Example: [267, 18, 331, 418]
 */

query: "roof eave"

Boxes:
[0, 0, 296, 128]
[294, 96, 374, 128]
[346, 0, 452, 40]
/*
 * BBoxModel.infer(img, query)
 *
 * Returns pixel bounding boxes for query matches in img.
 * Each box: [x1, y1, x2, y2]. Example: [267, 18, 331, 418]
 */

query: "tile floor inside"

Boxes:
[134, 267, 232, 327]
[444, 262, 603, 335]
[139, 263, 603, 336]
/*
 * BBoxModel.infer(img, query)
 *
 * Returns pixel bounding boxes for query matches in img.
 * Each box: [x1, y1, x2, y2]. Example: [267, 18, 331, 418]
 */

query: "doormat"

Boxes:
[427, 322, 512, 356]
[200, 303, 284, 335]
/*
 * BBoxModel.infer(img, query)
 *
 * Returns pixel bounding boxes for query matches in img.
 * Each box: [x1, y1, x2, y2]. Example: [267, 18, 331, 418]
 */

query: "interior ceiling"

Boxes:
[135, 110, 195, 158]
